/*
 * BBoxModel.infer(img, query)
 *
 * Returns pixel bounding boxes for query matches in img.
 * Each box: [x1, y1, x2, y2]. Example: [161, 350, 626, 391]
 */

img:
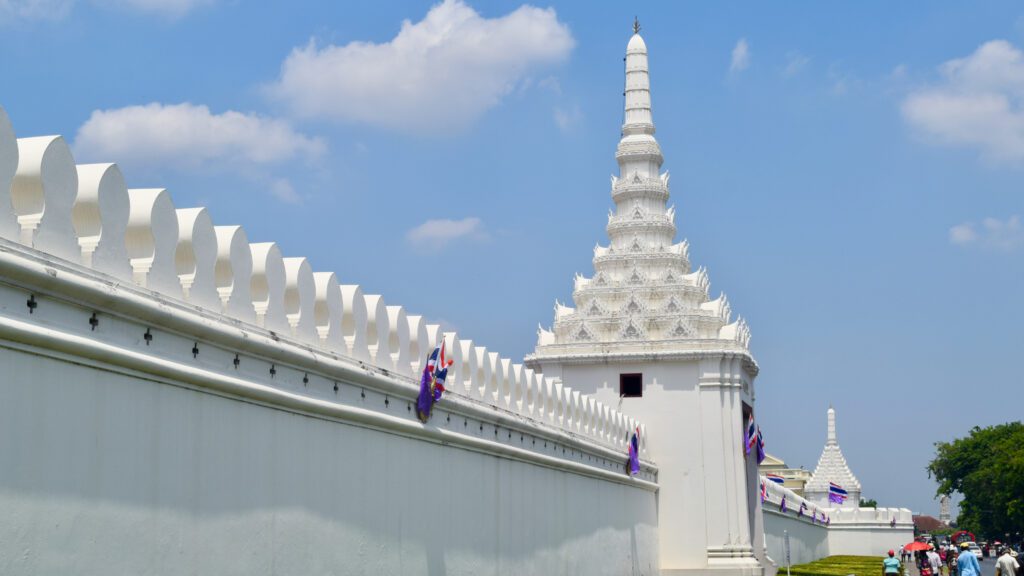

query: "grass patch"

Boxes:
[789, 555, 903, 576]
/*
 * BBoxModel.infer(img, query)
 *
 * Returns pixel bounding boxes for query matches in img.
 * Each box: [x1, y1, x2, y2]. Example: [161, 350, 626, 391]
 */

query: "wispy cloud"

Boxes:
[74, 102, 325, 170]
[783, 51, 810, 77]
[92, 0, 212, 18]
[1, 0, 211, 21]
[950, 215, 1024, 251]
[268, 0, 574, 133]
[0, 0, 73, 21]
[827, 63, 858, 95]
[553, 105, 582, 132]
[903, 40, 1024, 164]
[730, 38, 750, 73]
[407, 217, 486, 249]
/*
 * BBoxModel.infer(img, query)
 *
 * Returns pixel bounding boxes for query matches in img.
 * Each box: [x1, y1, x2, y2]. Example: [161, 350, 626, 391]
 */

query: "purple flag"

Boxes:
[627, 427, 641, 476]
[780, 494, 787, 513]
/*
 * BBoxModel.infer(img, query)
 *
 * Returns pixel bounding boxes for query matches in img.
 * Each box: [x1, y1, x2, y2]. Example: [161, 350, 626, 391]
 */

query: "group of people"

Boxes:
[884, 543, 1021, 576]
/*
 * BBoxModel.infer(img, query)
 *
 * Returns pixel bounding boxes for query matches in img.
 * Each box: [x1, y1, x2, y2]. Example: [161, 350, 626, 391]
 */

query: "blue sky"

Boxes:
[2, 0, 1023, 517]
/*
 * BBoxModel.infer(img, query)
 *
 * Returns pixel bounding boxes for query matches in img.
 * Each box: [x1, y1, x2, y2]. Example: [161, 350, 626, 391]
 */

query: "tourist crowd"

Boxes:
[886, 543, 1021, 576]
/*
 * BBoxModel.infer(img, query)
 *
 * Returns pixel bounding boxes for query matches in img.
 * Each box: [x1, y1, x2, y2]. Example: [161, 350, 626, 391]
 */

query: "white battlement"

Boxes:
[0, 103, 648, 458]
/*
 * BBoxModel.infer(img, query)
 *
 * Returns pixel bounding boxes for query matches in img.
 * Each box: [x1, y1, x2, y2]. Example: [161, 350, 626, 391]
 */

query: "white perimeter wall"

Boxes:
[761, 480, 914, 566]
[0, 345, 659, 576]
[763, 511, 829, 567]
[827, 508, 914, 558]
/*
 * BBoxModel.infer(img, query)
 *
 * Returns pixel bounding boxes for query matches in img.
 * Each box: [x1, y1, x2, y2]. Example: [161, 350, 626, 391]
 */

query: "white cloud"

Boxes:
[268, 0, 574, 132]
[903, 40, 1024, 163]
[0, 0, 73, 20]
[74, 102, 325, 170]
[730, 38, 750, 73]
[949, 215, 1024, 251]
[783, 51, 809, 77]
[407, 217, 486, 248]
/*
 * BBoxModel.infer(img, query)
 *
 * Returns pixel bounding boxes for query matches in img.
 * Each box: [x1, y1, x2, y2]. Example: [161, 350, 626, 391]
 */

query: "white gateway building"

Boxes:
[526, 24, 765, 576]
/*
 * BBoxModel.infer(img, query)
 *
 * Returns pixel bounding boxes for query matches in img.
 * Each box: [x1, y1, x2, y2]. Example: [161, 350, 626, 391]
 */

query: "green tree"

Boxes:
[928, 422, 1024, 539]
[860, 498, 878, 508]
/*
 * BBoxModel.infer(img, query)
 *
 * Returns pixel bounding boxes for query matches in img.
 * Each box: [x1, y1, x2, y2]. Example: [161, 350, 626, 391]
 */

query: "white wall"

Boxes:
[0, 235, 660, 576]
[0, 343, 659, 576]
[541, 356, 762, 575]
[828, 508, 914, 557]
[763, 511, 829, 567]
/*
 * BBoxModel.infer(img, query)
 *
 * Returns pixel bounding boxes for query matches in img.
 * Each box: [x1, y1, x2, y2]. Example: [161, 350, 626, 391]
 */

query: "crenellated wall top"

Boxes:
[0, 103, 652, 467]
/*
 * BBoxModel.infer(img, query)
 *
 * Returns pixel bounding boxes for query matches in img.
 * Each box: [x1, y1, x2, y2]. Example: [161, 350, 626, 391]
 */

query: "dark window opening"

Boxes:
[620, 373, 642, 397]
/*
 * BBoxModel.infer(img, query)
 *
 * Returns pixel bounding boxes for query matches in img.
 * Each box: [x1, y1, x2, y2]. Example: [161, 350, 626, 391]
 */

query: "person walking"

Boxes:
[884, 549, 902, 576]
[996, 547, 1021, 576]
[929, 548, 944, 576]
[959, 543, 983, 576]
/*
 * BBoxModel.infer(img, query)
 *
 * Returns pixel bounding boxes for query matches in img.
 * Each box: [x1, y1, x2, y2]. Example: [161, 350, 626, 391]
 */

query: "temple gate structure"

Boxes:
[526, 25, 763, 576]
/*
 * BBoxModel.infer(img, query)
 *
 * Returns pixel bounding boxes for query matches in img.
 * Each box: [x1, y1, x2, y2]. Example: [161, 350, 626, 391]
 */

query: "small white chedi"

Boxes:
[527, 22, 765, 576]
[804, 406, 863, 508]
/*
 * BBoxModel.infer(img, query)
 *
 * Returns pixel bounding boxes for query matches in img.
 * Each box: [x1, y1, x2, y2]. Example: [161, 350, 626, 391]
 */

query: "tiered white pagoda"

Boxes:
[804, 406, 862, 508]
[526, 22, 766, 576]
[529, 29, 749, 355]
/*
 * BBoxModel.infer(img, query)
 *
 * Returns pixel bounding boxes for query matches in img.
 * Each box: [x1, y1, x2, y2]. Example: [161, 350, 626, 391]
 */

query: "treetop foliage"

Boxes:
[928, 421, 1024, 538]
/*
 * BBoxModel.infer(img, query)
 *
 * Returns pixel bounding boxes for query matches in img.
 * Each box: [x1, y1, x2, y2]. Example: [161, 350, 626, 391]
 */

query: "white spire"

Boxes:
[623, 24, 653, 135]
[526, 23, 754, 361]
[827, 405, 836, 446]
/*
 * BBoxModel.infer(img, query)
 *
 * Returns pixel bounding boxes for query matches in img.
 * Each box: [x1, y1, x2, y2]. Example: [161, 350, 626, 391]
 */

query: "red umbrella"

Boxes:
[905, 542, 934, 552]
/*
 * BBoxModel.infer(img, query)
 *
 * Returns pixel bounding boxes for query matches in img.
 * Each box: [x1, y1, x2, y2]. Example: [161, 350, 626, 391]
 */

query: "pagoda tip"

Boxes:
[633, 16, 641, 35]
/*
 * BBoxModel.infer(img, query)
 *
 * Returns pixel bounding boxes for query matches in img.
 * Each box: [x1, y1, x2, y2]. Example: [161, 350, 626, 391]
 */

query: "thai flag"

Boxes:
[744, 413, 757, 456]
[760, 479, 767, 503]
[828, 482, 848, 504]
[415, 341, 453, 422]
[628, 427, 641, 476]
[766, 474, 785, 484]
[756, 426, 766, 465]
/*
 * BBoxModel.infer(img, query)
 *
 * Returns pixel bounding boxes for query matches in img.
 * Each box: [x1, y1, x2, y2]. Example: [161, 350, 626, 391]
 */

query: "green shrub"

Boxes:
[788, 555, 904, 576]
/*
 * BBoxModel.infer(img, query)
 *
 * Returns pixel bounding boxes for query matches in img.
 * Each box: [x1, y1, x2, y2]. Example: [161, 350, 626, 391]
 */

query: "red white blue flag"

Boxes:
[416, 340, 453, 422]
[828, 482, 848, 504]
[744, 413, 757, 456]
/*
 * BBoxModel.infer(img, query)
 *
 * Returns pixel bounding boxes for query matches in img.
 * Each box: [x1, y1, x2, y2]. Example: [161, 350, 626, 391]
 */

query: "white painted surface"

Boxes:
[0, 345, 658, 576]
[827, 508, 914, 557]
[763, 511, 829, 567]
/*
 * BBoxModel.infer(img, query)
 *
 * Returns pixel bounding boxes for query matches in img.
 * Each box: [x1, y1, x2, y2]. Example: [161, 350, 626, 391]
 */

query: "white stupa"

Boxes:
[804, 406, 862, 508]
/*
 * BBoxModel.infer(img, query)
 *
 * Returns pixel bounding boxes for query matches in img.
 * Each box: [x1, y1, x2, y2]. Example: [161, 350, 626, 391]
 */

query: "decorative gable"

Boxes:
[620, 319, 644, 340]
[667, 319, 694, 338]
[622, 296, 644, 315]
[573, 323, 594, 342]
